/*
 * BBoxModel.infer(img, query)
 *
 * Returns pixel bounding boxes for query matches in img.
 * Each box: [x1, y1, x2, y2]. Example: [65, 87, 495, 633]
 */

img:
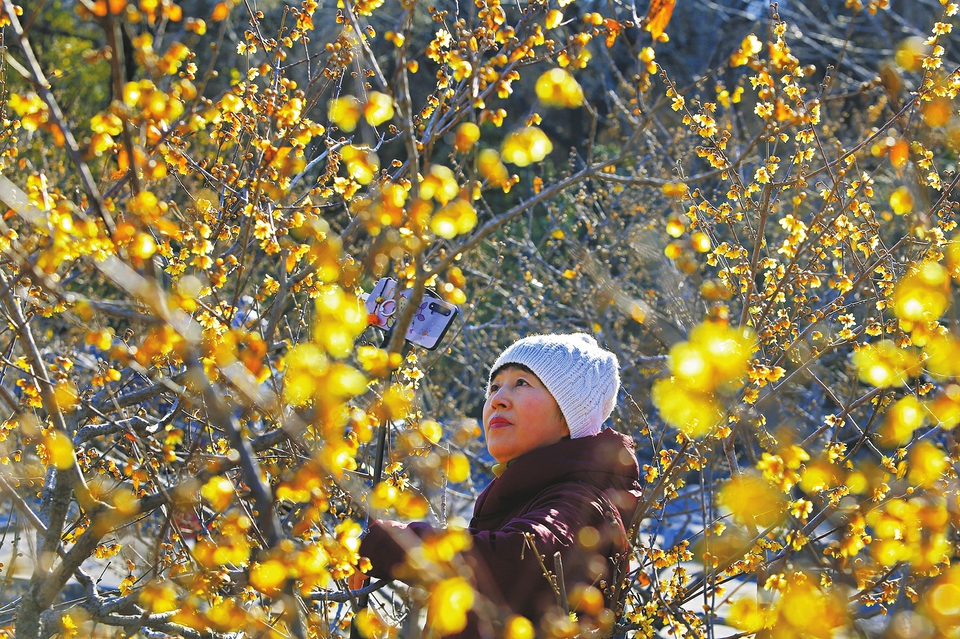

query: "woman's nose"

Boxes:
[489, 389, 509, 408]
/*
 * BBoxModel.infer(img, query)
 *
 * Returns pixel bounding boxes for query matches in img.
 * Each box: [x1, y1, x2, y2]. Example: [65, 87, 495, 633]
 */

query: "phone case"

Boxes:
[404, 297, 458, 349]
[364, 278, 459, 350]
[365, 278, 401, 330]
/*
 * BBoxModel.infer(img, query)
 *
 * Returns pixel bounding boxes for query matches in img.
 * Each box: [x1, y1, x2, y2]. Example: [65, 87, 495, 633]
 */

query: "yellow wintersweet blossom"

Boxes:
[249, 558, 288, 596]
[89, 132, 116, 155]
[354, 0, 385, 15]
[90, 112, 123, 135]
[719, 473, 787, 528]
[53, 379, 79, 412]
[907, 441, 949, 489]
[921, 566, 960, 634]
[893, 262, 951, 324]
[420, 165, 460, 205]
[798, 458, 844, 494]
[668, 322, 756, 393]
[444, 451, 471, 483]
[890, 139, 910, 167]
[276, 96, 303, 130]
[730, 34, 763, 66]
[926, 384, 960, 428]
[219, 92, 244, 114]
[691, 231, 711, 252]
[194, 513, 253, 568]
[757, 445, 809, 491]
[110, 486, 140, 517]
[139, 581, 180, 614]
[501, 127, 553, 166]
[639, 47, 656, 69]
[652, 321, 755, 437]
[354, 609, 396, 638]
[454, 122, 481, 153]
[370, 481, 399, 510]
[8, 93, 48, 130]
[364, 92, 395, 126]
[341, 145, 380, 185]
[666, 218, 685, 239]
[771, 573, 848, 636]
[283, 344, 366, 408]
[717, 80, 743, 105]
[430, 198, 477, 239]
[357, 345, 403, 377]
[199, 596, 248, 632]
[922, 98, 952, 128]
[421, 528, 473, 564]
[895, 36, 929, 72]
[867, 496, 951, 571]
[662, 182, 688, 198]
[650, 376, 722, 438]
[879, 395, 926, 445]
[395, 490, 429, 519]
[295, 544, 333, 593]
[889, 186, 913, 215]
[185, 17, 206, 33]
[644, 0, 675, 41]
[328, 95, 362, 132]
[314, 286, 368, 358]
[129, 233, 157, 259]
[669, 91, 685, 111]
[727, 597, 770, 632]
[921, 334, 960, 378]
[852, 340, 921, 387]
[946, 238, 960, 280]
[382, 383, 414, 420]
[44, 431, 76, 470]
[427, 576, 475, 635]
[448, 52, 474, 81]
[478, 149, 509, 186]
[504, 615, 535, 639]
[200, 476, 235, 512]
[419, 420, 443, 444]
[535, 68, 584, 108]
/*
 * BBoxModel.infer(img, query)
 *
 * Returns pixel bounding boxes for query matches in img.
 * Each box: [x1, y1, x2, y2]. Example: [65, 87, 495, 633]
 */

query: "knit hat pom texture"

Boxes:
[488, 333, 620, 439]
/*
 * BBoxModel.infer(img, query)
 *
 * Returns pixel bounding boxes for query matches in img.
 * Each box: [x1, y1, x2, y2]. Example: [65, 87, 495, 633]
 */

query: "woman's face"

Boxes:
[483, 366, 569, 464]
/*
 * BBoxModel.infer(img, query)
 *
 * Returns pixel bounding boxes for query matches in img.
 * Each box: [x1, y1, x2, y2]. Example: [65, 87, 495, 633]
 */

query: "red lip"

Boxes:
[488, 417, 512, 429]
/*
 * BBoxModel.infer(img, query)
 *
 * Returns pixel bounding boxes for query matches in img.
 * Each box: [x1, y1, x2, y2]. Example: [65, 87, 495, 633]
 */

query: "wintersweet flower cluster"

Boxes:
[652, 321, 756, 438]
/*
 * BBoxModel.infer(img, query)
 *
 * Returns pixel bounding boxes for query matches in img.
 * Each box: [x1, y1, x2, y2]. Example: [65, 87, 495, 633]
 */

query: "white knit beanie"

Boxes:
[487, 333, 620, 439]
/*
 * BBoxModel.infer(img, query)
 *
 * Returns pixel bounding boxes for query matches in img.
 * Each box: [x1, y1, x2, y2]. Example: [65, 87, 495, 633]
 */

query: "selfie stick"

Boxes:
[349, 419, 388, 637]
[349, 343, 408, 639]
[350, 281, 458, 636]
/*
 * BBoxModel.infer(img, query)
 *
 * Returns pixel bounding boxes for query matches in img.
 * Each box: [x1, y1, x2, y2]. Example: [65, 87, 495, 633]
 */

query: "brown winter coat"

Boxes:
[358, 429, 642, 637]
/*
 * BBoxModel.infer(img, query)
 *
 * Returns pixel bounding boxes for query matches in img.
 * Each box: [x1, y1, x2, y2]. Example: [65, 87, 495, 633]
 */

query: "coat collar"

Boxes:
[474, 429, 640, 521]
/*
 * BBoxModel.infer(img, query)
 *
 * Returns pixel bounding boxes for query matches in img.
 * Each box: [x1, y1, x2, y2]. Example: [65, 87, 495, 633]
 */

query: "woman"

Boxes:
[356, 333, 642, 637]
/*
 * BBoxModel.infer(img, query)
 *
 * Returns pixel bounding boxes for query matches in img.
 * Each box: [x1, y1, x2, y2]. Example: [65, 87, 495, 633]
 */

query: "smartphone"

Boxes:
[364, 278, 459, 350]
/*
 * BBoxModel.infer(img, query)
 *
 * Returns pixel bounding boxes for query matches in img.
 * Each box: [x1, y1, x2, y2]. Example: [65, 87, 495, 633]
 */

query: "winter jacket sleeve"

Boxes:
[359, 481, 621, 620]
[359, 519, 439, 580]
[466, 482, 619, 618]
